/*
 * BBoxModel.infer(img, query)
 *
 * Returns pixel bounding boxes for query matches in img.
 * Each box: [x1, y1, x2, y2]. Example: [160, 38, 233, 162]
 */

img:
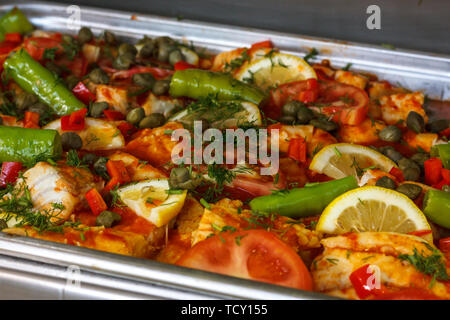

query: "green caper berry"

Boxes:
[28, 102, 49, 118]
[396, 183, 422, 200]
[15, 92, 38, 111]
[132, 73, 155, 88]
[279, 115, 296, 124]
[410, 153, 429, 170]
[378, 125, 402, 142]
[137, 36, 153, 46]
[61, 132, 83, 151]
[0, 219, 7, 230]
[428, 119, 449, 133]
[65, 75, 80, 90]
[94, 157, 109, 179]
[89, 102, 109, 118]
[112, 54, 134, 70]
[96, 210, 121, 228]
[139, 42, 154, 58]
[281, 101, 302, 117]
[78, 27, 93, 44]
[406, 111, 425, 133]
[169, 167, 191, 189]
[82, 153, 98, 166]
[296, 106, 314, 124]
[375, 176, 397, 189]
[103, 31, 117, 45]
[126, 108, 145, 125]
[89, 68, 109, 84]
[152, 80, 170, 96]
[157, 42, 175, 62]
[398, 157, 420, 172]
[403, 167, 421, 182]
[139, 113, 166, 129]
[168, 49, 184, 66]
[154, 36, 175, 46]
[310, 118, 338, 132]
[118, 43, 137, 57]
[379, 146, 403, 162]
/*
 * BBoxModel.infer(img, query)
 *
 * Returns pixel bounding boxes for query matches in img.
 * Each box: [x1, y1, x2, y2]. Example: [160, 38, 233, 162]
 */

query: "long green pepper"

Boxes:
[4, 50, 85, 116]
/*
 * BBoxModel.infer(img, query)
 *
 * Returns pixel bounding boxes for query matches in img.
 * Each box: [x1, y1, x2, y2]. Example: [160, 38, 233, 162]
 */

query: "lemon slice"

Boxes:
[316, 186, 431, 238]
[309, 143, 397, 180]
[236, 52, 317, 90]
[169, 101, 262, 129]
[117, 179, 187, 227]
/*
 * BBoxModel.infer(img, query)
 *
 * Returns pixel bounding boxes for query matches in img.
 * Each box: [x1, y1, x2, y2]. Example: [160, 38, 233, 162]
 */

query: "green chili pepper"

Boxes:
[434, 143, 450, 170]
[423, 189, 450, 229]
[0, 7, 33, 41]
[0, 126, 62, 165]
[4, 50, 85, 116]
[169, 69, 265, 105]
[249, 176, 358, 218]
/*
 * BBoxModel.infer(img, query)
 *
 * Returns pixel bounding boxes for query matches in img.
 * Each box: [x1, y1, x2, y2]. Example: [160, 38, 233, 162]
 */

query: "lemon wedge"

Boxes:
[309, 143, 397, 180]
[117, 179, 187, 227]
[316, 186, 431, 239]
[235, 52, 317, 90]
[169, 101, 262, 129]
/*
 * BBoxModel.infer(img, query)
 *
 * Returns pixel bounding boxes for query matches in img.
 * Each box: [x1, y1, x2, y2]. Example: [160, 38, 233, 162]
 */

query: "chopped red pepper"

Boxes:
[349, 264, 385, 299]
[0, 41, 18, 55]
[389, 167, 404, 182]
[441, 168, 450, 183]
[424, 157, 443, 185]
[103, 177, 120, 194]
[4, 33, 22, 43]
[250, 40, 273, 50]
[61, 108, 88, 131]
[287, 137, 307, 163]
[72, 81, 95, 105]
[85, 188, 108, 216]
[106, 160, 130, 184]
[23, 111, 40, 129]
[117, 121, 137, 138]
[441, 128, 450, 138]
[297, 90, 318, 103]
[0, 162, 23, 188]
[103, 109, 125, 121]
[174, 61, 198, 71]
[407, 230, 432, 237]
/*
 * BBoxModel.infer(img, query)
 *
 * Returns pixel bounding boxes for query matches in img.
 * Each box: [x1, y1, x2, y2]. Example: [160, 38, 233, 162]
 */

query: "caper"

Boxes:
[61, 132, 83, 151]
[169, 167, 191, 189]
[403, 167, 421, 182]
[96, 210, 121, 228]
[375, 176, 397, 189]
[88, 68, 109, 84]
[103, 31, 117, 45]
[168, 49, 184, 66]
[398, 157, 420, 172]
[132, 73, 155, 88]
[112, 53, 134, 70]
[152, 80, 170, 96]
[94, 157, 109, 179]
[28, 102, 49, 118]
[155, 36, 175, 46]
[310, 118, 338, 132]
[137, 36, 153, 46]
[379, 146, 403, 162]
[45, 61, 63, 76]
[82, 153, 98, 166]
[65, 74, 80, 90]
[296, 106, 314, 124]
[410, 153, 429, 170]
[15, 92, 38, 111]
[118, 43, 137, 57]
[281, 101, 302, 117]
[428, 119, 449, 133]
[89, 102, 109, 118]
[139, 113, 166, 129]
[78, 27, 93, 44]
[279, 115, 296, 124]
[139, 42, 154, 58]
[0, 219, 7, 231]
[126, 107, 145, 125]
[406, 111, 425, 133]
[396, 183, 422, 200]
[443, 185, 450, 193]
[157, 42, 175, 62]
[378, 125, 402, 142]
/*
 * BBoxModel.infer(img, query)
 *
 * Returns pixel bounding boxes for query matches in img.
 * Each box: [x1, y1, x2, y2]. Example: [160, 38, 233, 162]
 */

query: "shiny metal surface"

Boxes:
[0, 0, 448, 300]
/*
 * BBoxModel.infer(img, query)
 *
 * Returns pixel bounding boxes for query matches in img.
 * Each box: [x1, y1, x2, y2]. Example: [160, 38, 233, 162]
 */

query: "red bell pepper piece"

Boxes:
[389, 167, 404, 182]
[117, 121, 137, 138]
[103, 177, 120, 194]
[441, 128, 450, 138]
[0, 162, 23, 188]
[441, 168, 450, 183]
[424, 157, 443, 186]
[0, 41, 18, 55]
[23, 111, 40, 129]
[72, 82, 95, 105]
[305, 78, 318, 90]
[250, 40, 273, 50]
[349, 264, 385, 299]
[4, 33, 22, 43]
[85, 188, 108, 216]
[106, 160, 130, 184]
[287, 137, 307, 163]
[103, 109, 125, 121]
[174, 61, 198, 71]
[61, 108, 88, 131]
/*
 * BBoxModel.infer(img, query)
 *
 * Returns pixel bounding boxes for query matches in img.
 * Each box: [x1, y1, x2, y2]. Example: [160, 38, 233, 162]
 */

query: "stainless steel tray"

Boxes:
[0, 0, 449, 300]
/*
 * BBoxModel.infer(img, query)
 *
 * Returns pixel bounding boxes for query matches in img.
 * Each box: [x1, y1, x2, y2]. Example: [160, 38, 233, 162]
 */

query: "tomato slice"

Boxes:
[315, 81, 369, 125]
[267, 80, 309, 119]
[371, 288, 441, 300]
[24, 37, 63, 61]
[176, 229, 313, 290]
